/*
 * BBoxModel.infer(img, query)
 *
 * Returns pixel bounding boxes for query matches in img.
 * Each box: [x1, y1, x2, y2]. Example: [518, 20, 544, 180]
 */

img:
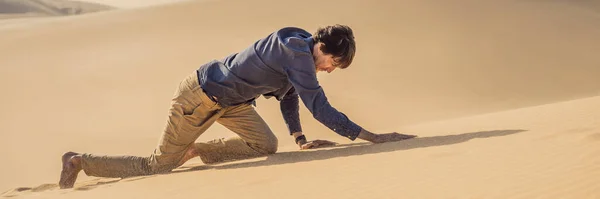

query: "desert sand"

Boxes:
[1, 0, 599, 198]
[69, 0, 194, 8]
[0, 0, 113, 19]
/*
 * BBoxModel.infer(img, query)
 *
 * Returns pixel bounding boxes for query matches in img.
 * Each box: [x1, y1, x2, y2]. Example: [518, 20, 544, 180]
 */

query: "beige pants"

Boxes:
[80, 71, 278, 178]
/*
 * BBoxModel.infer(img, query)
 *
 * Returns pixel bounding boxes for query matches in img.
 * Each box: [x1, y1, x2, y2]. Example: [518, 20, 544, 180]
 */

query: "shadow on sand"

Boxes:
[1, 129, 525, 197]
[176, 129, 526, 172]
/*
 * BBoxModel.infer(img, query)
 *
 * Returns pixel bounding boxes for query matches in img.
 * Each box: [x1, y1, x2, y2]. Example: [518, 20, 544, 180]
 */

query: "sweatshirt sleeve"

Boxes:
[280, 87, 302, 135]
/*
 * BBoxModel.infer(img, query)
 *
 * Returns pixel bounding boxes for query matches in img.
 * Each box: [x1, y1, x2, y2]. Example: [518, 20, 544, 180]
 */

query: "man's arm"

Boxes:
[280, 87, 338, 149]
[281, 37, 417, 143]
[282, 38, 362, 140]
[279, 87, 309, 147]
[280, 87, 302, 135]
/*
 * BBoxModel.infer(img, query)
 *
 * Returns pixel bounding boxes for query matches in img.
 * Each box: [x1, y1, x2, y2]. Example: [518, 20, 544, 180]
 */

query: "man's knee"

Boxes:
[265, 139, 278, 154]
[254, 135, 278, 155]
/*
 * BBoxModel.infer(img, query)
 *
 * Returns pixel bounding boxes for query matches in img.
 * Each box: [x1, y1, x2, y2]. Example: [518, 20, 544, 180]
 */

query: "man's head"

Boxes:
[312, 24, 356, 73]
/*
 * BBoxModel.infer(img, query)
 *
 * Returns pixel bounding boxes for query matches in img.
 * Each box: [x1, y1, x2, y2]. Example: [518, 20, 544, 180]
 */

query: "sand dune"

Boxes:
[3, 94, 599, 198]
[75, 0, 194, 8]
[1, 0, 599, 198]
[0, 0, 113, 20]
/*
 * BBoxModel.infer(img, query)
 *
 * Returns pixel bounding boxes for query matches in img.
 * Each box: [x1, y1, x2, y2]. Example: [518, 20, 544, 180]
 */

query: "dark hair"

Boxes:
[312, 24, 356, 69]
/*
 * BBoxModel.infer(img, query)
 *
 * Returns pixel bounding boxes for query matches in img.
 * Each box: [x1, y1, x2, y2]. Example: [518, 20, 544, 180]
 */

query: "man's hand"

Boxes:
[372, 132, 417, 143]
[293, 132, 337, 150]
[357, 129, 417, 144]
[299, 140, 338, 150]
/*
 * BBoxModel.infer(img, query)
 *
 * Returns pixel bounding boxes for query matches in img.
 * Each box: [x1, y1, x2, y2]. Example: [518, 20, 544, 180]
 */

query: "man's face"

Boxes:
[313, 43, 338, 73]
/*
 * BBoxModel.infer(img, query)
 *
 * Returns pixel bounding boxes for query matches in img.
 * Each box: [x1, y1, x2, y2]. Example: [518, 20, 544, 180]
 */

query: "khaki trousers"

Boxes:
[80, 71, 278, 178]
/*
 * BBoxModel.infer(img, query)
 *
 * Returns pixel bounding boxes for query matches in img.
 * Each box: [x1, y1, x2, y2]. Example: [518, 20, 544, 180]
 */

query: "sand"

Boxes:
[1, 0, 599, 198]
[69, 0, 195, 8]
[0, 0, 113, 18]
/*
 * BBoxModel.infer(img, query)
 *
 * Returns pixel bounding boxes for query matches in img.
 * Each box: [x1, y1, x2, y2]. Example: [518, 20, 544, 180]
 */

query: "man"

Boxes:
[59, 24, 416, 189]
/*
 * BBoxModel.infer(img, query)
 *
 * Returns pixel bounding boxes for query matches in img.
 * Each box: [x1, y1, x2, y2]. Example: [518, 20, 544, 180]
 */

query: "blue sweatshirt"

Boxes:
[196, 27, 362, 140]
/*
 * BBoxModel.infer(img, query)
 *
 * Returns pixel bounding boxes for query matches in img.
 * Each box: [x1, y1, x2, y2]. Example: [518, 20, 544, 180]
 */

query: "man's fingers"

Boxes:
[400, 134, 418, 139]
[300, 140, 338, 150]
[381, 133, 418, 142]
[313, 140, 337, 146]
[301, 142, 316, 150]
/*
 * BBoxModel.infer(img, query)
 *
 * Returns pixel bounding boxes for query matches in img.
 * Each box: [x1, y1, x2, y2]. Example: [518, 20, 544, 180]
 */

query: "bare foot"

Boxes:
[59, 152, 82, 189]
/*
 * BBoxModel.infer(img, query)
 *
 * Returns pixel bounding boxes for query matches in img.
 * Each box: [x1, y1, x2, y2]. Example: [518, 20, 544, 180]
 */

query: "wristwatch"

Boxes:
[295, 135, 307, 145]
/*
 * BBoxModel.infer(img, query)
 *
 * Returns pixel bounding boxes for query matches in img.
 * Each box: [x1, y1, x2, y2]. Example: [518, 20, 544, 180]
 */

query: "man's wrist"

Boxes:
[292, 132, 306, 145]
[295, 135, 307, 145]
[357, 128, 380, 143]
[292, 132, 303, 138]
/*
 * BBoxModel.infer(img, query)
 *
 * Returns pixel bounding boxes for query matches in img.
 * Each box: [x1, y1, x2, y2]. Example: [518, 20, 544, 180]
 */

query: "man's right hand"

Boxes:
[357, 129, 417, 144]
[371, 132, 417, 143]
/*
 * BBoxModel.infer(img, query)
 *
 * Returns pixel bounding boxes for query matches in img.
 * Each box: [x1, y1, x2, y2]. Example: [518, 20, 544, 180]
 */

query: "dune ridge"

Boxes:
[0, 0, 113, 20]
